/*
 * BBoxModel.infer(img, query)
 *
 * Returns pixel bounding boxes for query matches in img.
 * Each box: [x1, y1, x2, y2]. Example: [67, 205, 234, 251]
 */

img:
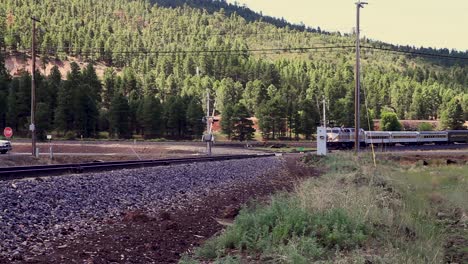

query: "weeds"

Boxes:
[193, 195, 368, 262]
[182, 153, 468, 263]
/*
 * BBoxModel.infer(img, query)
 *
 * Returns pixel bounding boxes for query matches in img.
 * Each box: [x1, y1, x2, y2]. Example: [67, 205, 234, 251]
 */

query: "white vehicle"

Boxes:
[0, 140, 12, 154]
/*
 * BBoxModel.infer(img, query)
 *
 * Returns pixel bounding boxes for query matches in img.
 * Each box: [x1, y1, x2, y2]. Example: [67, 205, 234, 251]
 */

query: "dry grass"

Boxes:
[180, 153, 468, 263]
[295, 152, 460, 263]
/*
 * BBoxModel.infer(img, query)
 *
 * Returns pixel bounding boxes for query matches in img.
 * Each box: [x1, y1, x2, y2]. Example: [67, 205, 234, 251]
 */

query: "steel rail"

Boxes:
[0, 154, 275, 181]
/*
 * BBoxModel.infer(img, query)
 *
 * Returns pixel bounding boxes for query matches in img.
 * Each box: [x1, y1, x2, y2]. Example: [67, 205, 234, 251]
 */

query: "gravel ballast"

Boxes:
[0, 156, 282, 260]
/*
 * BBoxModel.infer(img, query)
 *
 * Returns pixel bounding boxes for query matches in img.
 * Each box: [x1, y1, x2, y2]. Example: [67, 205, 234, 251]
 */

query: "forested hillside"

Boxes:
[0, 0, 467, 140]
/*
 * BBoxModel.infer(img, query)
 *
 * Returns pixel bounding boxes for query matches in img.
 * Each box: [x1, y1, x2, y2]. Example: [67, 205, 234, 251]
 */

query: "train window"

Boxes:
[332, 129, 340, 133]
[367, 135, 389, 139]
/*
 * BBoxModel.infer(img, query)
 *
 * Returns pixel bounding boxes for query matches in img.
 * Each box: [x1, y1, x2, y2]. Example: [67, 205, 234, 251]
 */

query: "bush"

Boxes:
[380, 111, 402, 131]
[417, 122, 433, 131]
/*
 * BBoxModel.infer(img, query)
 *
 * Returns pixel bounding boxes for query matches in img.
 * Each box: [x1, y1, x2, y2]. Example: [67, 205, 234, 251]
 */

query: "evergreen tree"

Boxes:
[0, 53, 10, 128]
[102, 68, 116, 109]
[141, 96, 163, 138]
[6, 85, 18, 131]
[45, 66, 62, 123]
[36, 102, 51, 140]
[440, 98, 465, 130]
[220, 104, 235, 139]
[108, 93, 131, 138]
[164, 96, 187, 138]
[298, 99, 317, 139]
[186, 97, 205, 138]
[55, 80, 74, 133]
[231, 103, 255, 141]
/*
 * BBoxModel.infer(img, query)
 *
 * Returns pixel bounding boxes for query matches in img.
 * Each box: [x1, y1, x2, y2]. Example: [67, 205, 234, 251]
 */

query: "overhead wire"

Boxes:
[361, 45, 468, 61]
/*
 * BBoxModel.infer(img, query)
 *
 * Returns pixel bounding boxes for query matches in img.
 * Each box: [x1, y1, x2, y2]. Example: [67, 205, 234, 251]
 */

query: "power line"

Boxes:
[4, 43, 467, 62]
[362, 46, 468, 61]
[10, 45, 354, 56]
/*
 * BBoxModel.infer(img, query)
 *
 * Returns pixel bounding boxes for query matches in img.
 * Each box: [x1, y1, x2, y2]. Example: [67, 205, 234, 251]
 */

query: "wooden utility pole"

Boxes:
[355, 1, 367, 153]
[31, 17, 40, 157]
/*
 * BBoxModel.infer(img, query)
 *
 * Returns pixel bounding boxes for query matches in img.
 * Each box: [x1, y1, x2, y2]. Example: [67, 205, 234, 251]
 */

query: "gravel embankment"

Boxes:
[0, 157, 282, 261]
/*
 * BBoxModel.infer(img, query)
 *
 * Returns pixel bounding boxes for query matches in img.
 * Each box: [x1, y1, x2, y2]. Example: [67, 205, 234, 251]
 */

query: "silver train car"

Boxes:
[327, 127, 467, 148]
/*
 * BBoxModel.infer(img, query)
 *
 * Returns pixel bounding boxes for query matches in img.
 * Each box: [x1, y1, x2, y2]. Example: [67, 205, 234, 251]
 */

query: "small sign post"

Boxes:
[3, 127, 13, 138]
[47, 135, 53, 159]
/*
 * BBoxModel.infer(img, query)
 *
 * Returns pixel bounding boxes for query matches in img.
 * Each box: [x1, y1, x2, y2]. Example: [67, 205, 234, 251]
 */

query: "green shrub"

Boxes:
[417, 122, 433, 131]
[213, 255, 241, 264]
[195, 238, 221, 259]
[197, 195, 369, 261]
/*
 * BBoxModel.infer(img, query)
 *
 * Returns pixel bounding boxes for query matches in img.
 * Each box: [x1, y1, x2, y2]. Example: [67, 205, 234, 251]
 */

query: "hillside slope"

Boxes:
[0, 0, 467, 140]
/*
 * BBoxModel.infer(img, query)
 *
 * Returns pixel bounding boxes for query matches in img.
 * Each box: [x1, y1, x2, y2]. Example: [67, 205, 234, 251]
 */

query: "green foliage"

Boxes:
[221, 103, 255, 141]
[163, 96, 187, 138]
[36, 102, 51, 140]
[257, 96, 287, 139]
[417, 122, 433, 131]
[380, 111, 402, 131]
[186, 97, 205, 137]
[440, 98, 465, 130]
[231, 103, 255, 141]
[108, 93, 131, 138]
[220, 104, 235, 139]
[195, 195, 368, 262]
[140, 96, 163, 139]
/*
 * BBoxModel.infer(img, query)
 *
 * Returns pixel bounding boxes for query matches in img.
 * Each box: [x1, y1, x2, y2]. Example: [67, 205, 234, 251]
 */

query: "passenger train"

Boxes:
[326, 127, 468, 149]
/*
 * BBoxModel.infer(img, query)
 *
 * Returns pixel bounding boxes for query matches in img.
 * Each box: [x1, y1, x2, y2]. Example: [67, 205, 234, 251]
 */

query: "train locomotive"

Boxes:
[326, 127, 468, 149]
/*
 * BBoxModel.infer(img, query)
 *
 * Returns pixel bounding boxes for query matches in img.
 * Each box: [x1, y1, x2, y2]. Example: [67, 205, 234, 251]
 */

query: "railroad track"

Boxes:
[0, 154, 275, 181]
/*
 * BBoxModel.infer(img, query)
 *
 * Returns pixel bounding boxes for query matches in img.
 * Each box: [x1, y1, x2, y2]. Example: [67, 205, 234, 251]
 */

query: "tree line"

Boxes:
[0, 57, 208, 140]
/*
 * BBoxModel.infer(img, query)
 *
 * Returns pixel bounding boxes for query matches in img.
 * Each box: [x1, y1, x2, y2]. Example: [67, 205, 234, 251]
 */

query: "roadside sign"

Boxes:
[3, 127, 13, 138]
[47, 135, 52, 140]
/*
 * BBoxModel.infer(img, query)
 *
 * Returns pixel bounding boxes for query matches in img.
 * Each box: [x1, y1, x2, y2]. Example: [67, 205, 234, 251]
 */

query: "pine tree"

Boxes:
[220, 104, 235, 139]
[163, 96, 187, 138]
[440, 98, 465, 130]
[141, 96, 163, 139]
[186, 97, 205, 138]
[231, 103, 255, 141]
[55, 80, 74, 133]
[108, 93, 131, 138]
[102, 68, 116, 109]
[6, 85, 18, 131]
[36, 102, 51, 140]
[46, 66, 62, 122]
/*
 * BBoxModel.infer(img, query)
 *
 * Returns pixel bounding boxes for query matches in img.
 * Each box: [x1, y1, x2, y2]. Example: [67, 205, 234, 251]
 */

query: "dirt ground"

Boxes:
[0, 141, 265, 167]
[0, 142, 201, 167]
[380, 151, 468, 165]
[13, 156, 316, 264]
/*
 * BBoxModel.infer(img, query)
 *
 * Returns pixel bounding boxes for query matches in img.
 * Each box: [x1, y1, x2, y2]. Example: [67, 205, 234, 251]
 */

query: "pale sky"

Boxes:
[226, 0, 467, 51]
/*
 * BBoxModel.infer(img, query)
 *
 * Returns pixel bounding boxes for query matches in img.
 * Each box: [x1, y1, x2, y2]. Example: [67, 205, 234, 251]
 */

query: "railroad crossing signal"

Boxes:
[3, 127, 13, 138]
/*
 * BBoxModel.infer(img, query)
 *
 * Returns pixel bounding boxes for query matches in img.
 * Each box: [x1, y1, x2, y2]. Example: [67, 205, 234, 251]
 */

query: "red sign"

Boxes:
[3, 127, 13, 138]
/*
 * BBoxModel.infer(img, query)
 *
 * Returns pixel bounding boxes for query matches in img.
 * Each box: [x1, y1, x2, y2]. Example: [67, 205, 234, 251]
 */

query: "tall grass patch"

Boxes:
[181, 153, 468, 263]
[195, 195, 368, 262]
